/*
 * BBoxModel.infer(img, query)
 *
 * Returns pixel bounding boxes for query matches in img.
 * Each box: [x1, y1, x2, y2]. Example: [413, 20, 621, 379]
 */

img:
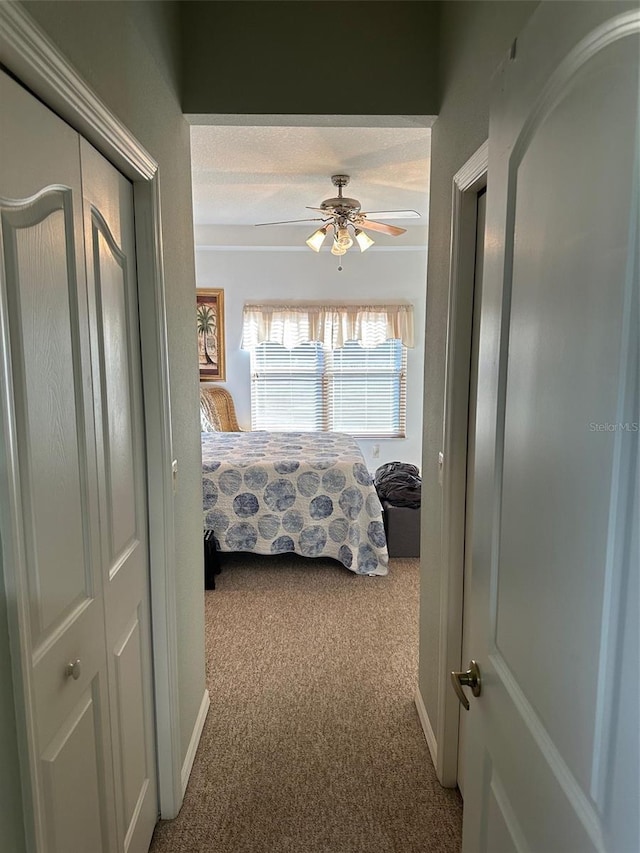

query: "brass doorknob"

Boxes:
[451, 660, 481, 710]
[65, 659, 81, 680]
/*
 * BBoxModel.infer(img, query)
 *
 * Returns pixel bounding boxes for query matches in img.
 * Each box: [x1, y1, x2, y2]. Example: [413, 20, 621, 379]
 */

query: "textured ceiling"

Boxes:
[190, 125, 431, 227]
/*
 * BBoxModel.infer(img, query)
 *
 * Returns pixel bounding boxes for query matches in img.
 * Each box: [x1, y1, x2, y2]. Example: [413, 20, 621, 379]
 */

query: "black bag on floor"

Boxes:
[374, 462, 422, 509]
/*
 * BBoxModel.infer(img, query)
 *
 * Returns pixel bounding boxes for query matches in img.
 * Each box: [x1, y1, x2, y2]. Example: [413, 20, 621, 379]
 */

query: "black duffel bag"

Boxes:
[374, 462, 422, 508]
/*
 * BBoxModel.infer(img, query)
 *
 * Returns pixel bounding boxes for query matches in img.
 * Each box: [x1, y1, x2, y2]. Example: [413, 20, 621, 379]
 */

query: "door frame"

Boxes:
[0, 2, 183, 837]
[435, 142, 488, 787]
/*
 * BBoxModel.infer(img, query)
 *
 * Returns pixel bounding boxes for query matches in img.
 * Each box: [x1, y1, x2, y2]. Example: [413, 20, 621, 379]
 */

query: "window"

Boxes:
[251, 339, 406, 437]
[244, 302, 413, 437]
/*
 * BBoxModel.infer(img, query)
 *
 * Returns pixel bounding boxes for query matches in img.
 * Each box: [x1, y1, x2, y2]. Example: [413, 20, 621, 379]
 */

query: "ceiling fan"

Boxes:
[255, 174, 420, 256]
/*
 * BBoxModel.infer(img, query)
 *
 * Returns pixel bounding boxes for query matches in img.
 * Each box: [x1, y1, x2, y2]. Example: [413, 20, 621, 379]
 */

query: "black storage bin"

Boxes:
[374, 462, 421, 558]
[204, 531, 222, 589]
[382, 500, 421, 558]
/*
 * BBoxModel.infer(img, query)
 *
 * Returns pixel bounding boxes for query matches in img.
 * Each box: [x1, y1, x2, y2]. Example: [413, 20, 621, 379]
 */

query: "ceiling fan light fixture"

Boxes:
[257, 176, 417, 263]
[355, 229, 375, 252]
[305, 225, 329, 252]
[336, 226, 353, 250]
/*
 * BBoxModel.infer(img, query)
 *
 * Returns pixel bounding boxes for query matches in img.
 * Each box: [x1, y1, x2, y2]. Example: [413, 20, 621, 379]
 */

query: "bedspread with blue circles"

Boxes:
[202, 431, 389, 576]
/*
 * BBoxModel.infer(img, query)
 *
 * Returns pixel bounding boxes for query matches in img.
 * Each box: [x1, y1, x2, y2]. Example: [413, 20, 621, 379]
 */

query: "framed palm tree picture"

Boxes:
[197, 289, 226, 381]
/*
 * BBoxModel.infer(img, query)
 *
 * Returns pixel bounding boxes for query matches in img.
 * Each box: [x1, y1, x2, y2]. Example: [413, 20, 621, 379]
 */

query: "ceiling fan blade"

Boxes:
[305, 207, 328, 213]
[255, 218, 327, 227]
[363, 209, 420, 220]
[355, 218, 407, 237]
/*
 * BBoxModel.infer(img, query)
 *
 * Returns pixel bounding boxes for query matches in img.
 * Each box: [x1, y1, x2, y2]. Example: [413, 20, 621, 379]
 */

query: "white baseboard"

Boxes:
[414, 686, 438, 770]
[181, 689, 210, 796]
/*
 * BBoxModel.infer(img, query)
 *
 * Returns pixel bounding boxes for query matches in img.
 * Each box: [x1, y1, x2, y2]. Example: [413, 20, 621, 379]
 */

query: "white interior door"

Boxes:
[0, 70, 158, 853]
[461, 4, 639, 852]
[81, 139, 158, 853]
[0, 70, 117, 853]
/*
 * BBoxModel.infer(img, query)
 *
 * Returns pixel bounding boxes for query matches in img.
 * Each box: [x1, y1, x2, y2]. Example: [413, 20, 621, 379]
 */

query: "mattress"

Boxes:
[202, 430, 389, 576]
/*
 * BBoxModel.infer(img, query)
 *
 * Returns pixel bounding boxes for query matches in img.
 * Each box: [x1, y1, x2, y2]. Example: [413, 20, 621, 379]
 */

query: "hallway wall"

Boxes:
[418, 0, 539, 747]
[180, 0, 440, 117]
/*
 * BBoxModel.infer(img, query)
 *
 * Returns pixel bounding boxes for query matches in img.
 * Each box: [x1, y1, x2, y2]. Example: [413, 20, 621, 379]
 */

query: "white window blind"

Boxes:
[251, 342, 325, 431]
[251, 340, 406, 437]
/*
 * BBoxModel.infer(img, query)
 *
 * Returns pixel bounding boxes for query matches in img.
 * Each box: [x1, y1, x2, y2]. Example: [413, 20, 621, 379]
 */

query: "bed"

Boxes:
[202, 430, 389, 576]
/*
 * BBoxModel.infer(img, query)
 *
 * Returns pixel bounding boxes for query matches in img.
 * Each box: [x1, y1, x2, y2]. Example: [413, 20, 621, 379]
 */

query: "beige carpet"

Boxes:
[150, 553, 462, 853]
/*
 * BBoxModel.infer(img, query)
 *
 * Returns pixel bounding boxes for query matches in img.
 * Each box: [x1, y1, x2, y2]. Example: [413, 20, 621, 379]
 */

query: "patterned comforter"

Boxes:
[202, 431, 389, 576]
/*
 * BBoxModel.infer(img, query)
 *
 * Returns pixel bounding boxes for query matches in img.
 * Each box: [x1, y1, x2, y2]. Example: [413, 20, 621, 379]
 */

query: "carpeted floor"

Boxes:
[150, 553, 462, 853]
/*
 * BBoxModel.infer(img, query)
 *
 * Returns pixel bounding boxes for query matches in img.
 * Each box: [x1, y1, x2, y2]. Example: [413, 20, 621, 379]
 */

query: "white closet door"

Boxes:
[1, 69, 159, 853]
[0, 71, 117, 852]
[80, 139, 158, 853]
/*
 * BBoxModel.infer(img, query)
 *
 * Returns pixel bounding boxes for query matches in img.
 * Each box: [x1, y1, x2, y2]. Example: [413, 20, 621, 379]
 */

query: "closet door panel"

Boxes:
[41, 681, 111, 853]
[81, 138, 158, 853]
[0, 70, 118, 851]
[113, 609, 149, 829]
[3, 193, 89, 643]
[92, 219, 137, 562]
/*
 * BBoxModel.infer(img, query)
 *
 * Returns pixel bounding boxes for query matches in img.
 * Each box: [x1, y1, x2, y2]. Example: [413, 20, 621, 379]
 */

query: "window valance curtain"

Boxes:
[241, 303, 415, 350]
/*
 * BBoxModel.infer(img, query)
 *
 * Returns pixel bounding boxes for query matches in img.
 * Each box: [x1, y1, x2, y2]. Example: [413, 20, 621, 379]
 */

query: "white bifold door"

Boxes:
[0, 71, 157, 852]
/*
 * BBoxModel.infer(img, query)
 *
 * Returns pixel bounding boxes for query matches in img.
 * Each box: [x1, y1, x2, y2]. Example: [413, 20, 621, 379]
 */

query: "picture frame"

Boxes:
[197, 288, 226, 381]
